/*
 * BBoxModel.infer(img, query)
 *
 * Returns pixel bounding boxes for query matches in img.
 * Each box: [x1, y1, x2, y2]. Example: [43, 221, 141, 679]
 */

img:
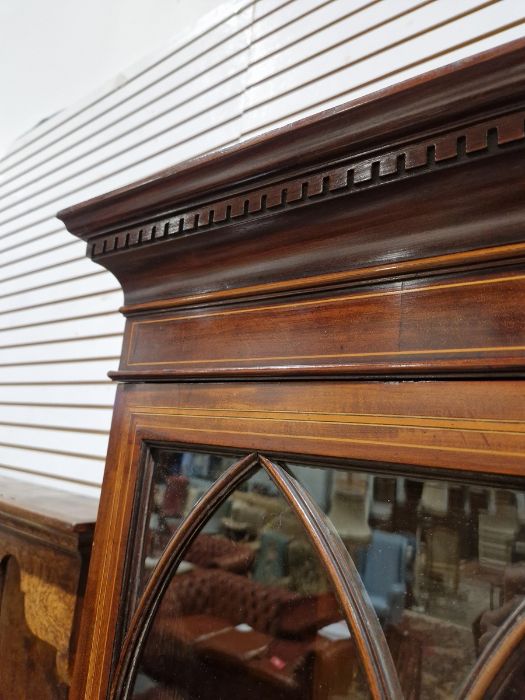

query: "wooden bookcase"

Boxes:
[60, 39, 525, 700]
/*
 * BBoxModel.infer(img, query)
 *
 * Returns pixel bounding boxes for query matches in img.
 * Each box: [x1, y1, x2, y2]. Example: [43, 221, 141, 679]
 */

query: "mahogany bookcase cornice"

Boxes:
[57, 40, 525, 313]
[58, 39, 525, 381]
[58, 39, 525, 237]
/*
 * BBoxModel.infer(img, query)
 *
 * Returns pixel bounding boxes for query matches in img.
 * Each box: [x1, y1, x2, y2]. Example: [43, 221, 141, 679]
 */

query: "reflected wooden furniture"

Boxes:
[59, 39, 525, 700]
[0, 475, 98, 698]
[141, 566, 343, 700]
[424, 525, 460, 594]
[464, 561, 506, 611]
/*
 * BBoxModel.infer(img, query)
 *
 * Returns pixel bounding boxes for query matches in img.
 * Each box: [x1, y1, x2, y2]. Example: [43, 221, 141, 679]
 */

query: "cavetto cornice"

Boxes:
[85, 108, 524, 259]
[58, 39, 525, 310]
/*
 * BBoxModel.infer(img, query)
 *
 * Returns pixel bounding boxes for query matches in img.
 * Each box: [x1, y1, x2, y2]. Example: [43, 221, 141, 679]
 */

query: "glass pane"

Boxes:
[140, 448, 241, 590]
[288, 463, 525, 699]
[131, 468, 371, 700]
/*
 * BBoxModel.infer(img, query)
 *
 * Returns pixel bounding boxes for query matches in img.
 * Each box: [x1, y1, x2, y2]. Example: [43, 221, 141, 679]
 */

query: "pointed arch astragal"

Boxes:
[110, 451, 259, 699]
[458, 597, 525, 700]
[260, 456, 403, 700]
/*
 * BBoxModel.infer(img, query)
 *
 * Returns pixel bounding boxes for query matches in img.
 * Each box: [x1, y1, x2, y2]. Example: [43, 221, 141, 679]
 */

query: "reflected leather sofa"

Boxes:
[141, 568, 346, 700]
[184, 534, 255, 574]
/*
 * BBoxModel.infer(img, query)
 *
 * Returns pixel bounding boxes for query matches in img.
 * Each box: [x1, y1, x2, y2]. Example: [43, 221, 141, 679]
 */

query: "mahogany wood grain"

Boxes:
[117, 266, 525, 378]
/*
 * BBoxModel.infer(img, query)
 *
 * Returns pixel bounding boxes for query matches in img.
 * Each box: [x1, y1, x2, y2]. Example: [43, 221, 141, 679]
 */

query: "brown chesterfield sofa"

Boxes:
[183, 534, 255, 574]
[140, 568, 349, 700]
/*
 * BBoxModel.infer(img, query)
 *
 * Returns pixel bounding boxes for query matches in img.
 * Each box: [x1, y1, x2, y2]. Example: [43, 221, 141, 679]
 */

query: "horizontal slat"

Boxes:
[0, 224, 57, 249]
[0, 335, 122, 363]
[0, 118, 242, 239]
[249, 0, 492, 93]
[242, 0, 525, 134]
[0, 465, 101, 498]
[0, 312, 124, 345]
[0, 404, 112, 432]
[0, 0, 253, 176]
[0, 228, 66, 262]
[0, 221, 68, 245]
[0, 444, 104, 484]
[0, 359, 118, 383]
[252, 0, 344, 41]
[0, 46, 249, 209]
[0, 424, 109, 458]
[0, 289, 122, 328]
[250, 0, 390, 65]
[0, 383, 116, 406]
[0, 67, 247, 219]
[0, 270, 117, 314]
[0, 259, 107, 297]
[242, 22, 525, 138]
[0, 238, 84, 277]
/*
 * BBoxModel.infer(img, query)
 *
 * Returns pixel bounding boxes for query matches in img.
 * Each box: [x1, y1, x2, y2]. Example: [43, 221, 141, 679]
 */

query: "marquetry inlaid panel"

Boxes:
[119, 267, 525, 377]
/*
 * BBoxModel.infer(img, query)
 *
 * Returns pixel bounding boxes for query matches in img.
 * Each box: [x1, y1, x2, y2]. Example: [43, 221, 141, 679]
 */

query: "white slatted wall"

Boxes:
[1, 0, 524, 499]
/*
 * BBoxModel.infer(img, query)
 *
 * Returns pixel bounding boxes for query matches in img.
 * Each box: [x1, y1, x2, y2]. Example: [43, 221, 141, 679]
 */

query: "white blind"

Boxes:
[0, 0, 523, 498]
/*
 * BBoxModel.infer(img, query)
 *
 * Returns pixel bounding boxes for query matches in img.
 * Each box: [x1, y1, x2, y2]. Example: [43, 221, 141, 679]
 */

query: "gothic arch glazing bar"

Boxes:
[259, 456, 402, 700]
[111, 451, 260, 699]
[458, 598, 525, 700]
[112, 451, 403, 700]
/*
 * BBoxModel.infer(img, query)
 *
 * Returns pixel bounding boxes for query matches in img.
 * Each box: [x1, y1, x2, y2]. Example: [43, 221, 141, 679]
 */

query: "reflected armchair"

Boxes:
[361, 530, 408, 626]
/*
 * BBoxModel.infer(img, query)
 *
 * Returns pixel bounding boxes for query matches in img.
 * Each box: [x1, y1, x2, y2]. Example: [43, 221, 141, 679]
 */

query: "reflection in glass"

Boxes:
[132, 468, 370, 699]
[140, 448, 240, 590]
[289, 463, 525, 699]
[131, 448, 525, 699]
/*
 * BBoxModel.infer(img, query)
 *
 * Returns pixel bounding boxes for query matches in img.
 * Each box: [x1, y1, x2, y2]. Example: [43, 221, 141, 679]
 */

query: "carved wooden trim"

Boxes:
[89, 110, 525, 260]
[58, 39, 525, 239]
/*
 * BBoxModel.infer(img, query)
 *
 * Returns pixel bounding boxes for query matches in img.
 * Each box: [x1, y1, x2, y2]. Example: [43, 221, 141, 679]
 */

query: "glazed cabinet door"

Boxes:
[78, 381, 525, 700]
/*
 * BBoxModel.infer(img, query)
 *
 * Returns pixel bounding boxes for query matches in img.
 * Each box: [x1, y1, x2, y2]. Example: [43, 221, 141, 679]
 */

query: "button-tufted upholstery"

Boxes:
[161, 569, 298, 636]
[184, 534, 255, 574]
[141, 568, 346, 699]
